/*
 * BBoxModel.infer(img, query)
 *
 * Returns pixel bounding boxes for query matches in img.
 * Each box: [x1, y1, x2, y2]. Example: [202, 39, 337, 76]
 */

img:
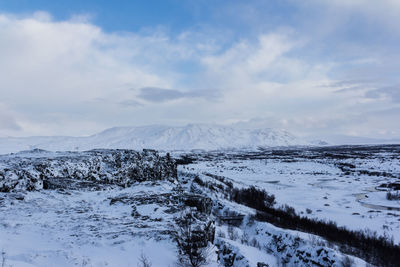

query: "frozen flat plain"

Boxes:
[181, 145, 400, 243]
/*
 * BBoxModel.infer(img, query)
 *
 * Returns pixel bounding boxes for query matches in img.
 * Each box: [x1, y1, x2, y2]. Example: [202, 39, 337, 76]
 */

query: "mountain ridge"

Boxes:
[0, 124, 312, 154]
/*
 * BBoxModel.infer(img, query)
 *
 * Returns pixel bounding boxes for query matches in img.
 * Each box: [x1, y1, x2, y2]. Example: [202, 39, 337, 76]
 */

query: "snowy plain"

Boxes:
[181, 146, 400, 243]
[0, 144, 399, 266]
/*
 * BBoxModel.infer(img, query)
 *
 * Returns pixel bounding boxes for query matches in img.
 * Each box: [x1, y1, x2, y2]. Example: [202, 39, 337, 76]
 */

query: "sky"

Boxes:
[0, 0, 399, 138]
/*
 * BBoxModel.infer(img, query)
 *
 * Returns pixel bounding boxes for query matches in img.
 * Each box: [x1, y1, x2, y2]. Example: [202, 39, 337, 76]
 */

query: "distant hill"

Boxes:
[0, 124, 312, 154]
[307, 134, 400, 146]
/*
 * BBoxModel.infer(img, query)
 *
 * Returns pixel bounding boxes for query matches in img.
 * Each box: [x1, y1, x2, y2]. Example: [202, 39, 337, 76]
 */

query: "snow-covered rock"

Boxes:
[0, 149, 177, 192]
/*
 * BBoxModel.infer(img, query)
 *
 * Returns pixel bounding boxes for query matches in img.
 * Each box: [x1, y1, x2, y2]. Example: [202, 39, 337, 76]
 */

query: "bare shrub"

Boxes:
[138, 252, 152, 267]
[246, 215, 256, 226]
[175, 211, 212, 267]
[227, 226, 238, 241]
[250, 237, 260, 249]
[386, 191, 400, 200]
[1, 250, 5, 267]
[240, 232, 249, 245]
[341, 255, 354, 267]
[217, 229, 226, 238]
[309, 234, 325, 247]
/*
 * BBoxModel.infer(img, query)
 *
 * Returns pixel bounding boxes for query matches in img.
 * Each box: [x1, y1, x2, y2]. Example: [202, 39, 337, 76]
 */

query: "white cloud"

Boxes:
[306, 0, 400, 37]
[202, 32, 304, 85]
[0, 12, 201, 135]
[0, 9, 399, 139]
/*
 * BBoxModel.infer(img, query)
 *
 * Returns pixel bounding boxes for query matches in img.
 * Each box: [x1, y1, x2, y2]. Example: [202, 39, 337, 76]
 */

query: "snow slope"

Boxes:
[0, 124, 312, 154]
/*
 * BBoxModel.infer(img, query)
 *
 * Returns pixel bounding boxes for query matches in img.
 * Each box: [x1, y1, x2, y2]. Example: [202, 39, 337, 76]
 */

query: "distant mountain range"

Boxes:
[1, 124, 399, 155]
[307, 134, 400, 146]
[0, 124, 312, 154]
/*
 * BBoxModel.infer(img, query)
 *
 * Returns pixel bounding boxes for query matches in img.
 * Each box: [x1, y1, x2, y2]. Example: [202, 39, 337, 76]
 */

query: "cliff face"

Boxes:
[0, 149, 177, 192]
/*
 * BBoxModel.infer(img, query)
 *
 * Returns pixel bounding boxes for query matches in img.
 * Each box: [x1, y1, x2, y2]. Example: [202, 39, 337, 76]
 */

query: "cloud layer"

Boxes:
[0, 1, 399, 139]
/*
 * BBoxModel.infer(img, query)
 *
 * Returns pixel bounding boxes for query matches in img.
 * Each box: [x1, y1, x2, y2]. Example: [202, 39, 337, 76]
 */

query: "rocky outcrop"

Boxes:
[183, 194, 213, 215]
[216, 240, 250, 267]
[0, 149, 177, 192]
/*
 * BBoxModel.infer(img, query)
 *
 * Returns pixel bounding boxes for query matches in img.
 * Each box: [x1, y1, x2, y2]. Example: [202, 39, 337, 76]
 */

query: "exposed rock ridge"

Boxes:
[0, 149, 177, 192]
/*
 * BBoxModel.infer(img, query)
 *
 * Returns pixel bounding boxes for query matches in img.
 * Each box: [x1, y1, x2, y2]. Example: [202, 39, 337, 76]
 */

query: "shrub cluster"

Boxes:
[248, 202, 398, 266]
[189, 168, 400, 266]
[229, 186, 276, 210]
[203, 173, 233, 189]
[386, 191, 400, 200]
[175, 155, 196, 165]
[193, 176, 225, 192]
[221, 185, 399, 266]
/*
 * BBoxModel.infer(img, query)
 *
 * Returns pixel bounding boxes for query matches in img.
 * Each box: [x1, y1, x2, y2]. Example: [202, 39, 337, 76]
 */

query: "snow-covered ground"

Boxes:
[1, 146, 398, 266]
[0, 183, 366, 267]
[181, 145, 400, 243]
[0, 182, 182, 267]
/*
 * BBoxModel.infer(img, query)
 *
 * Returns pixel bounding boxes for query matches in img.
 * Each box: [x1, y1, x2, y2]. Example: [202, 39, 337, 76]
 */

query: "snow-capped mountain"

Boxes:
[0, 124, 312, 154]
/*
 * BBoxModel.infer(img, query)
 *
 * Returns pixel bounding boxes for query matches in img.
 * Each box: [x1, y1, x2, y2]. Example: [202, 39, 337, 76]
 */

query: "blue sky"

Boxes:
[0, 1, 299, 33]
[0, 0, 399, 138]
[0, 0, 196, 32]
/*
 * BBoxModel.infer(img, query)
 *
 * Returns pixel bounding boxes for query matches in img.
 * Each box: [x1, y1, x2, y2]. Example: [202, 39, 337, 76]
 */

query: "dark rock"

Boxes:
[0, 149, 178, 192]
[183, 194, 212, 214]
